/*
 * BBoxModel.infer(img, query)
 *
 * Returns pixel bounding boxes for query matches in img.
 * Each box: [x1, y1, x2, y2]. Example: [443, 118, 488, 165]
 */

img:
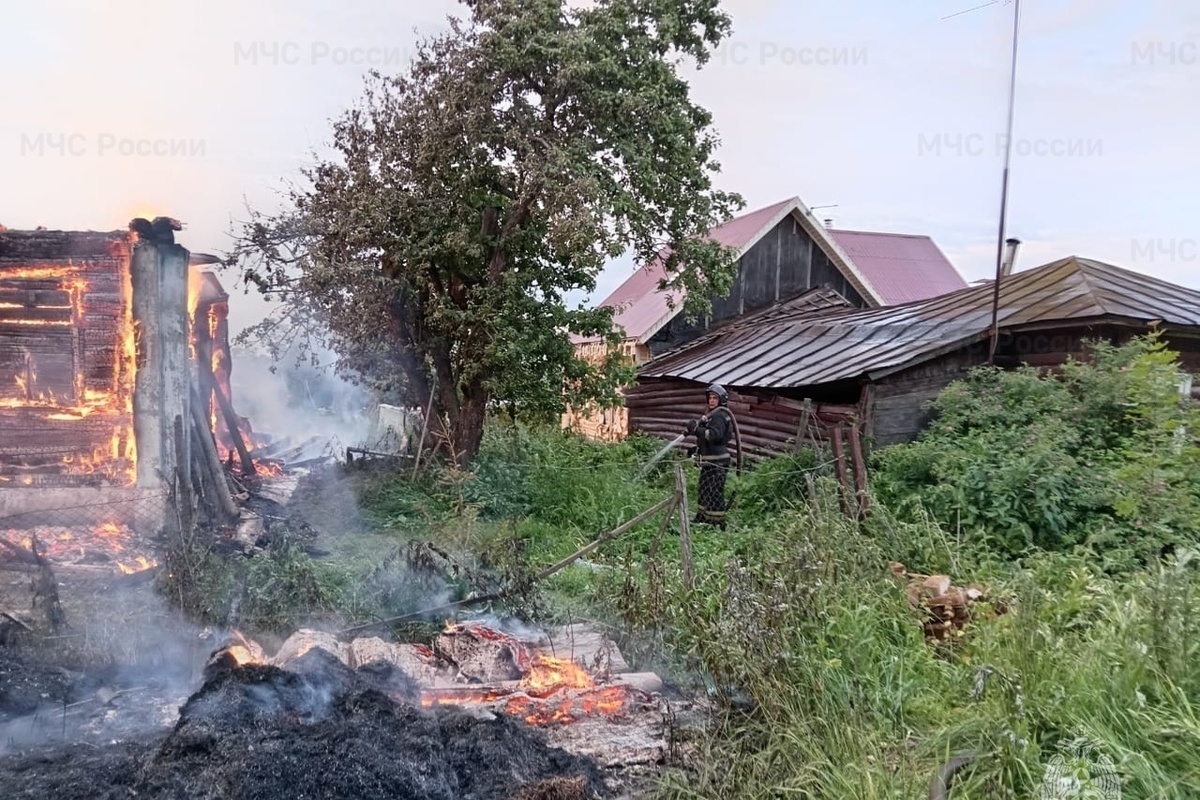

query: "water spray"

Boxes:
[636, 433, 685, 479]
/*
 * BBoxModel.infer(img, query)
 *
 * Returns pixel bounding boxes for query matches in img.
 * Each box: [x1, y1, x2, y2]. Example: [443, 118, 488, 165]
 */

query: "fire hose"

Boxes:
[635, 409, 744, 479]
[928, 753, 977, 799]
[725, 407, 745, 476]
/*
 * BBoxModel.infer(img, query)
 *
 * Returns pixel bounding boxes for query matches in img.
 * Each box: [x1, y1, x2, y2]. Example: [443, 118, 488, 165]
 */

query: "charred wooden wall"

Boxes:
[0, 231, 133, 483]
[646, 215, 869, 356]
[0, 232, 131, 402]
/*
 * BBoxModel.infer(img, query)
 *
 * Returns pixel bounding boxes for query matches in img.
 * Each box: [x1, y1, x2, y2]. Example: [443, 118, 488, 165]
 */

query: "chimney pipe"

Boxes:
[1000, 237, 1021, 277]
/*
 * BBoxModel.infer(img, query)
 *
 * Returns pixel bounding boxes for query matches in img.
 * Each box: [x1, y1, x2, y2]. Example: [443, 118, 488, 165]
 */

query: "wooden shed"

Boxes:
[632, 256, 1200, 461]
[564, 195, 967, 440]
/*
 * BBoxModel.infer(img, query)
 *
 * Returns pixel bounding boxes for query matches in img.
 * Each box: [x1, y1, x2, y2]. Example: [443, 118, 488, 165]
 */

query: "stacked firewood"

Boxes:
[890, 563, 995, 641]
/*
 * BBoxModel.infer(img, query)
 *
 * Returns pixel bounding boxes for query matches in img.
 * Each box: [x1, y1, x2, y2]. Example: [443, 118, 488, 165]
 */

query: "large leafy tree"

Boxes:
[230, 0, 743, 465]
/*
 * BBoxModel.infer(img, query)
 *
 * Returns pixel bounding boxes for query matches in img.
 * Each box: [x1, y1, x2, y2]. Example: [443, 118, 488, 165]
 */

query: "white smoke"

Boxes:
[227, 343, 377, 453]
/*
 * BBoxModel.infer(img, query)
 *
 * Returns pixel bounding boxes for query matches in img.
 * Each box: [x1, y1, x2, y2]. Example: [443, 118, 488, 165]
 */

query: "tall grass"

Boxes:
[254, 418, 1200, 797]
[592, 478, 1200, 798]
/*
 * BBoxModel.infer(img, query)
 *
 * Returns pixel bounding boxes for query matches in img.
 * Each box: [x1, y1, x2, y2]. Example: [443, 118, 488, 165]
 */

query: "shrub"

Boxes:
[872, 334, 1200, 568]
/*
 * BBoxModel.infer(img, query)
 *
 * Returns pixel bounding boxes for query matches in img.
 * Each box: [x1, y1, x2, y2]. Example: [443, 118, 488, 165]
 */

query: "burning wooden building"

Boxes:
[0, 220, 240, 541]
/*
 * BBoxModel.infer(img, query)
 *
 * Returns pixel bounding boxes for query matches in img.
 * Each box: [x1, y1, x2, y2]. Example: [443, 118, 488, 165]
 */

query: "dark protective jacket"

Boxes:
[695, 407, 733, 461]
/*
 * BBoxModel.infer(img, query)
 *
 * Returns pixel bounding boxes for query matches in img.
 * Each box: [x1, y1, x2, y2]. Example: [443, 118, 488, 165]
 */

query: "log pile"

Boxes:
[891, 562, 997, 641]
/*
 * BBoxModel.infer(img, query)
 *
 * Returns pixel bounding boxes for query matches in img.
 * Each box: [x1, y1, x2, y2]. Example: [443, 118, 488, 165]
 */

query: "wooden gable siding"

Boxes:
[646, 215, 869, 357]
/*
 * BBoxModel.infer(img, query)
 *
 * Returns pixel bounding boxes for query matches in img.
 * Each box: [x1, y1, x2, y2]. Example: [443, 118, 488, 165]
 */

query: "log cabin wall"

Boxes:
[0, 231, 136, 486]
[561, 338, 645, 442]
[869, 351, 980, 447]
[624, 376, 865, 463]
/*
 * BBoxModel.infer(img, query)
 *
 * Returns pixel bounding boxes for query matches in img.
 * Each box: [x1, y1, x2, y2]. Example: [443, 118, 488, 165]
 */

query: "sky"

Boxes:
[2, 0, 1198, 337]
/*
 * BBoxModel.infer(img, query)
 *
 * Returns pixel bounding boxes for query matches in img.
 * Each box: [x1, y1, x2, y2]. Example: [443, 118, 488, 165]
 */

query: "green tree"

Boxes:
[229, 0, 743, 465]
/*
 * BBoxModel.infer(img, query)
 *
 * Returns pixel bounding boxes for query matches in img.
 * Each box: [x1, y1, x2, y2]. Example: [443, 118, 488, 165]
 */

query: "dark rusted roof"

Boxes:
[639, 256, 1200, 389]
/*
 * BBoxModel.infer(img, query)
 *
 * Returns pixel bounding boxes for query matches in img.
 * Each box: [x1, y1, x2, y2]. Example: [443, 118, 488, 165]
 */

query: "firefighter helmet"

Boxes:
[705, 383, 728, 406]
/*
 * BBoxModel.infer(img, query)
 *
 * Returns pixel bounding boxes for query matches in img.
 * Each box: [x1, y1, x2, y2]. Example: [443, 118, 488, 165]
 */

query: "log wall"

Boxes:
[0, 231, 133, 483]
[624, 377, 865, 462]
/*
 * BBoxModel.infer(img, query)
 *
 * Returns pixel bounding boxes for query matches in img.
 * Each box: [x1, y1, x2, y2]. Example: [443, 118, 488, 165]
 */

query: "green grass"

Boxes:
[157, 409, 1200, 798]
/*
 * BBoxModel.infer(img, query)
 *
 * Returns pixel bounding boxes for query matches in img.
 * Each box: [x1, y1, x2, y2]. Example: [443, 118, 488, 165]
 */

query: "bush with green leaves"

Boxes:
[872, 334, 1200, 568]
[462, 422, 668, 531]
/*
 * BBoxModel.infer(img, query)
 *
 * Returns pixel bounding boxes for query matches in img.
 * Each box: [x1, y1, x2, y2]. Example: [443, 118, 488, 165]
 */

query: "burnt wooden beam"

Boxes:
[189, 382, 239, 522]
[160, 243, 190, 489]
[194, 299, 214, 433]
[130, 242, 163, 487]
[212, 381, 256, 476]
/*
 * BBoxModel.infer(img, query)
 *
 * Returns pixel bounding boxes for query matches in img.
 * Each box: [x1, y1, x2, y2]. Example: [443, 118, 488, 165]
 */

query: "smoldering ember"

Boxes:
[0, 222, 706, 799]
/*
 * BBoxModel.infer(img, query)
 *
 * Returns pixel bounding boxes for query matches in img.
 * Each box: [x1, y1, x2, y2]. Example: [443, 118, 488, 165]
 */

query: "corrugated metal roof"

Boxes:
[587, 196, 888, 344]
[639, 256, 1200, 389]
[828, 229, 967, 304]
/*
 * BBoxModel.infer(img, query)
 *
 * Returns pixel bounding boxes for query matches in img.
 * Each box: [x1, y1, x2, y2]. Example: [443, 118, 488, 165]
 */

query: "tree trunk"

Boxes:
[431, 372, 488, 468]
[454, 388, 487, 468]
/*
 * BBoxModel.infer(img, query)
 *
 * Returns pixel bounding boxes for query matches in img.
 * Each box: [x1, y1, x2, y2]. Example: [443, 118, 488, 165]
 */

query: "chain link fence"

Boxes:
[0, 489, 171, 575]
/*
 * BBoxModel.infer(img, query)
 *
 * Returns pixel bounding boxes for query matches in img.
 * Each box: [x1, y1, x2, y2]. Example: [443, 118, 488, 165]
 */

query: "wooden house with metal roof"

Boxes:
[565, 195, 968, 439]
[628, 256, 1200, 461]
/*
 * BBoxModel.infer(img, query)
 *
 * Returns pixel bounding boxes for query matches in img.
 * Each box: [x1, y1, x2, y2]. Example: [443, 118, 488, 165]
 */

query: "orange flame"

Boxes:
[416, 626, 632, 726]
[521, 654, 594, 692]
[0, 259, 137, 485]
[1, 520, 156, 574]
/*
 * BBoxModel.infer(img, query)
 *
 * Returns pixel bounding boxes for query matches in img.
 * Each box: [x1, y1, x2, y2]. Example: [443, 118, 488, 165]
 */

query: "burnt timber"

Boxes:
[0, 231, 133, 484]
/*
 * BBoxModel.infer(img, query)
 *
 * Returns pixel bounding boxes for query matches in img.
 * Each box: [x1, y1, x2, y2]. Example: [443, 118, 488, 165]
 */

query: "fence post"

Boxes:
[674, 462, 695, 592]
[831, 422, 852, 518]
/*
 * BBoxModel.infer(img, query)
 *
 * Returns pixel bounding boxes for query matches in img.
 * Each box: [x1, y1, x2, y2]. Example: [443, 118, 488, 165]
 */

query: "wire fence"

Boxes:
[0, 489, 172, 574]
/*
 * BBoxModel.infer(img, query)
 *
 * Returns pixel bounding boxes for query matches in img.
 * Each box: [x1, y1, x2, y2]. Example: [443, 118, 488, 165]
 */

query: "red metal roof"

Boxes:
[827, 229, 967, 305]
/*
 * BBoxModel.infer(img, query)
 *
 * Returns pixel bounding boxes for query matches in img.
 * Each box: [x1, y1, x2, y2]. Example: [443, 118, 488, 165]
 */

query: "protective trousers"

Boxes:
[696, 455, 730, 529]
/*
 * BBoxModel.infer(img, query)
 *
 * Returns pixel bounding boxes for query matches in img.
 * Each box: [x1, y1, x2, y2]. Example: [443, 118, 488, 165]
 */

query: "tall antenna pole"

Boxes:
[986, 0, 1022, 365]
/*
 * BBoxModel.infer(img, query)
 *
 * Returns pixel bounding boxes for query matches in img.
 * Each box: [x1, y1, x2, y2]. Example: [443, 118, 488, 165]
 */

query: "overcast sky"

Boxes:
[2, 0, 1197, 335]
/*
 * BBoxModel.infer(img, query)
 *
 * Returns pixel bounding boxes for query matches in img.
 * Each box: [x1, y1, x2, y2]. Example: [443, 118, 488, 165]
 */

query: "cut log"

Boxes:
[434, 624, 528, 683]
[272, 628, 348, 670]
[345, 637, 445, 684]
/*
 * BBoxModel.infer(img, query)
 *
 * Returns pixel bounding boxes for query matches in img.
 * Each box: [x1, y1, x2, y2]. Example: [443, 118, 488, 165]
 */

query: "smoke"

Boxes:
[227, 343, 377, 453]
[0, 584, 218, 754]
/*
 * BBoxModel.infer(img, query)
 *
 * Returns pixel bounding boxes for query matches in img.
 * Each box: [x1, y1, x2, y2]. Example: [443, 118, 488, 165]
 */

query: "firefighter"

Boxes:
[683, 384, 733, 529]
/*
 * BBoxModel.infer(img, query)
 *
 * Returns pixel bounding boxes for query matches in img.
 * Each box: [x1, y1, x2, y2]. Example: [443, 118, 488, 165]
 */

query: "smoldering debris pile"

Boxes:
[0, 646, 610, 800]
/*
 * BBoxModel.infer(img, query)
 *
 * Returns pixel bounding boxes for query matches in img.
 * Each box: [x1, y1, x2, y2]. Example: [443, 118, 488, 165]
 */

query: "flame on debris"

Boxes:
[1, 519, 156, 574]
[521, 653, 594, 692]
[224, 645, 257, 666]
[418, 624, 632, 726]
[505, 686, 629, 726]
